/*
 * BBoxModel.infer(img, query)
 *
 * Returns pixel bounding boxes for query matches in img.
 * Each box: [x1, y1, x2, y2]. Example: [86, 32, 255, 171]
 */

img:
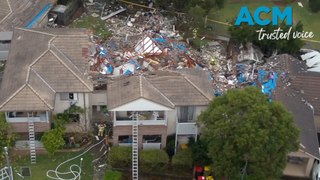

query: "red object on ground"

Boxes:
[195, 166, 204, 173]
[198, 176, 205, 180]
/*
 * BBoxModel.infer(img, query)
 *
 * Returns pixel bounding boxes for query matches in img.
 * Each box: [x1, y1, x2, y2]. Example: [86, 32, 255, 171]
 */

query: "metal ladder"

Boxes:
[132, 112, 139, 180]
[28, 113, 36, 164]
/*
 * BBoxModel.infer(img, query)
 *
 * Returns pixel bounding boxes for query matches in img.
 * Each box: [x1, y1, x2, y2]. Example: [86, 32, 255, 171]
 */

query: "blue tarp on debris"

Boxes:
[153, 37, 167, 43]
[128, 59, 142, 70]
[238, 73, 246, 83]
[259, 70, 278, 98]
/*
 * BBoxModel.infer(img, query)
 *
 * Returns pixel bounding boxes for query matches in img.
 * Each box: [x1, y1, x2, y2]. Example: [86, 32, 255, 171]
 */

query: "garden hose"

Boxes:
[46, 138, 105, 180]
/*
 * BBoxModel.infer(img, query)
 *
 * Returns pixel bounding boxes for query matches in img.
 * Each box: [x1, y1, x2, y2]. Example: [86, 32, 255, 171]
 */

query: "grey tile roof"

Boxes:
[107, 69, 213, 109]
[0, 0, 54, 31]
[0, 28, 93, 111]
[274, 54, 320, 115]
[271, 54, 320, 159]
[275, 82, 320, 159]
[107, 75, 175, 110]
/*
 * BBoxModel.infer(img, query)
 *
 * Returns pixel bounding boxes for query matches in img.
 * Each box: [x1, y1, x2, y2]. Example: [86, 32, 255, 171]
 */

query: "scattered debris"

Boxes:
[301, 50, 320, 72]
[77, 0, 318, 101]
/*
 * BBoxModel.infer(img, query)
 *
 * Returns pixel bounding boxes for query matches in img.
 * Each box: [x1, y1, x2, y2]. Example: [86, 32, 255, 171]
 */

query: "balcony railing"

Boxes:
[176, 115, 198, 135]
[119, 143, 132, 147]
[6, 114, 48, 123]
[114, 119, 167, 126]
[143, 143, 161, 149]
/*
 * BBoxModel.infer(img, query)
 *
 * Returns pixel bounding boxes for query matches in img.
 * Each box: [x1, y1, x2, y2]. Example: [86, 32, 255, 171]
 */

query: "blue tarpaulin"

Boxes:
[153, 38, 167, 43]
[214, 89, 222, 97]
[124, 70, 133, 76]
[258, 69, 267, 83]
[128, 59, 142, 70]
[172, 43, 187, 52]
[259, 70, 278, 97]
[26, 3, 53, 29]
[238, 73, 246, 83]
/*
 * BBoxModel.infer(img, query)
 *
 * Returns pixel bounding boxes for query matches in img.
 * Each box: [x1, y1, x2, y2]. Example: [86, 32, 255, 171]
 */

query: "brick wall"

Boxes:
[10, 122, 50, 133]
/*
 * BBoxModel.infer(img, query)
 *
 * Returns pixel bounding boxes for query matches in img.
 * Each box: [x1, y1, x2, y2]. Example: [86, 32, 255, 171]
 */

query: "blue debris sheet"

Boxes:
[258, 70, 278, 97]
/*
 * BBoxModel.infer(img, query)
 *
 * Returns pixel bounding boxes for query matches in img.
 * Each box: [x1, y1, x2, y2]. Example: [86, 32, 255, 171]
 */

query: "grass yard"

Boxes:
[12, 152, 94, 180]
[71, 15, 111, 39]
[207, 0, 320, 41]
[104, 170, 123, 180]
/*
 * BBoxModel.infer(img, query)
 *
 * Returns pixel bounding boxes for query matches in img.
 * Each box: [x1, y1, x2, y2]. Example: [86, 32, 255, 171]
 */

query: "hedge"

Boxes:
[108, 146, 132, 168]
[140, 149, 169, 172]
[172, 149, 193, 169]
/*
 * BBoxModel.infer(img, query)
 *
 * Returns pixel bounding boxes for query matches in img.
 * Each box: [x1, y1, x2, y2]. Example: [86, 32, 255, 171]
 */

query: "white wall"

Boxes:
[110, 98, 172, 111]
[166, 109, 177, 135]
[54, 93, 90, 130]
[166, 106, 208, 135]
[195, 106, 207, 118]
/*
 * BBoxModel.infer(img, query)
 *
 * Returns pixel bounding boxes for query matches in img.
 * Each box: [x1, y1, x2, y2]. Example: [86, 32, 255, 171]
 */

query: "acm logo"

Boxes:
[235, 6, 293, 26]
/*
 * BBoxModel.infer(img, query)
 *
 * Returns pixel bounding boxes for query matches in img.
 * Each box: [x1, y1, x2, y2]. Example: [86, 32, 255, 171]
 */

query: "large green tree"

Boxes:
[229, 20, 304, 56]
[309, 0, 320, 12]
[0, 113, 16, 166]
[198, 87, 300, 179]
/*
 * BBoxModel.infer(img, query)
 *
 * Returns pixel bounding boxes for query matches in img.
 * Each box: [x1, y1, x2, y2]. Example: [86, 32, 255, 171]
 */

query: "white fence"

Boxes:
[0, 167, 10, 180]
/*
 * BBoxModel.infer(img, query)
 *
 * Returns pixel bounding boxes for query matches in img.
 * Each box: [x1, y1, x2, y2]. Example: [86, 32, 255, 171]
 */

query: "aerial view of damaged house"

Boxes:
[1, 0, 320, 179]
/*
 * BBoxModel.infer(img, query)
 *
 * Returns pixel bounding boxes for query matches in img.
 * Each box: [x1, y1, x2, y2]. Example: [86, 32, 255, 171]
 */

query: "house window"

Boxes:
[287, 156, 307, 164]
[178, 106, 196, 122]
[118, 135, 132, 143]
[60, 93, 78, 101]
[143, 135, 161, 143]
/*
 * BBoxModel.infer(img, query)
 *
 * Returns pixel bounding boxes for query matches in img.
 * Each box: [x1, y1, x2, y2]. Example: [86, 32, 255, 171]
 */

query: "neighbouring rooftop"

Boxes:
[0, 28, 93, 111]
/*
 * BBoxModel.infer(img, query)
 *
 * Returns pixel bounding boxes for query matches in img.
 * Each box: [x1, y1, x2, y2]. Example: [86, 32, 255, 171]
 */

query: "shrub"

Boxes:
[0, 112, 16, 166]
[104, 170, 122, 180]
[108, 146, 132, 168]
[41, 128, 65, 156]
[140, 149, 169, 172]
[172, 149, 193, 169]
[165, 134, 176, 160]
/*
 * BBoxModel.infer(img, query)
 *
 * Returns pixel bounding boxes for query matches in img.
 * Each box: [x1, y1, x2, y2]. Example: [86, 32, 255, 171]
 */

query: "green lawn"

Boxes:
[207, 0, 320, 41]
[71, 15, 111, 39]
[104, 170, 123, 180]
[12, 152, 94, 180]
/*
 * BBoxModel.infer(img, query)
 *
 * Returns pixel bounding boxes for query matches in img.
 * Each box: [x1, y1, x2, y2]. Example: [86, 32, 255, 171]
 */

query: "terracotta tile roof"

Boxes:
[107, 69, 213, 109]
[0, 28, 93, 111]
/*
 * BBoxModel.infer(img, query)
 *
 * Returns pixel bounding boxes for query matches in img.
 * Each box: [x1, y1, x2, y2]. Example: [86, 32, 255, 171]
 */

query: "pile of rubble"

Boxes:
[81, 0, 291, 100]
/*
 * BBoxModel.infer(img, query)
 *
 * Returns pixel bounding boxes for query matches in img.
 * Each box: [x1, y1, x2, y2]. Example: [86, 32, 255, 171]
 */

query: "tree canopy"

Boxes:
[198, 87, 300, 179]
[228, 21, 304, 56]
[309, 0, 320, 12]
[0, 113, 16, 166]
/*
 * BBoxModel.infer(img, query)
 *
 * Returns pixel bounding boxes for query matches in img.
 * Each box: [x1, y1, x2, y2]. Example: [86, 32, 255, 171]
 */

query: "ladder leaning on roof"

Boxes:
[131, 112, 139, 180]
[28, 113, 36, 164]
